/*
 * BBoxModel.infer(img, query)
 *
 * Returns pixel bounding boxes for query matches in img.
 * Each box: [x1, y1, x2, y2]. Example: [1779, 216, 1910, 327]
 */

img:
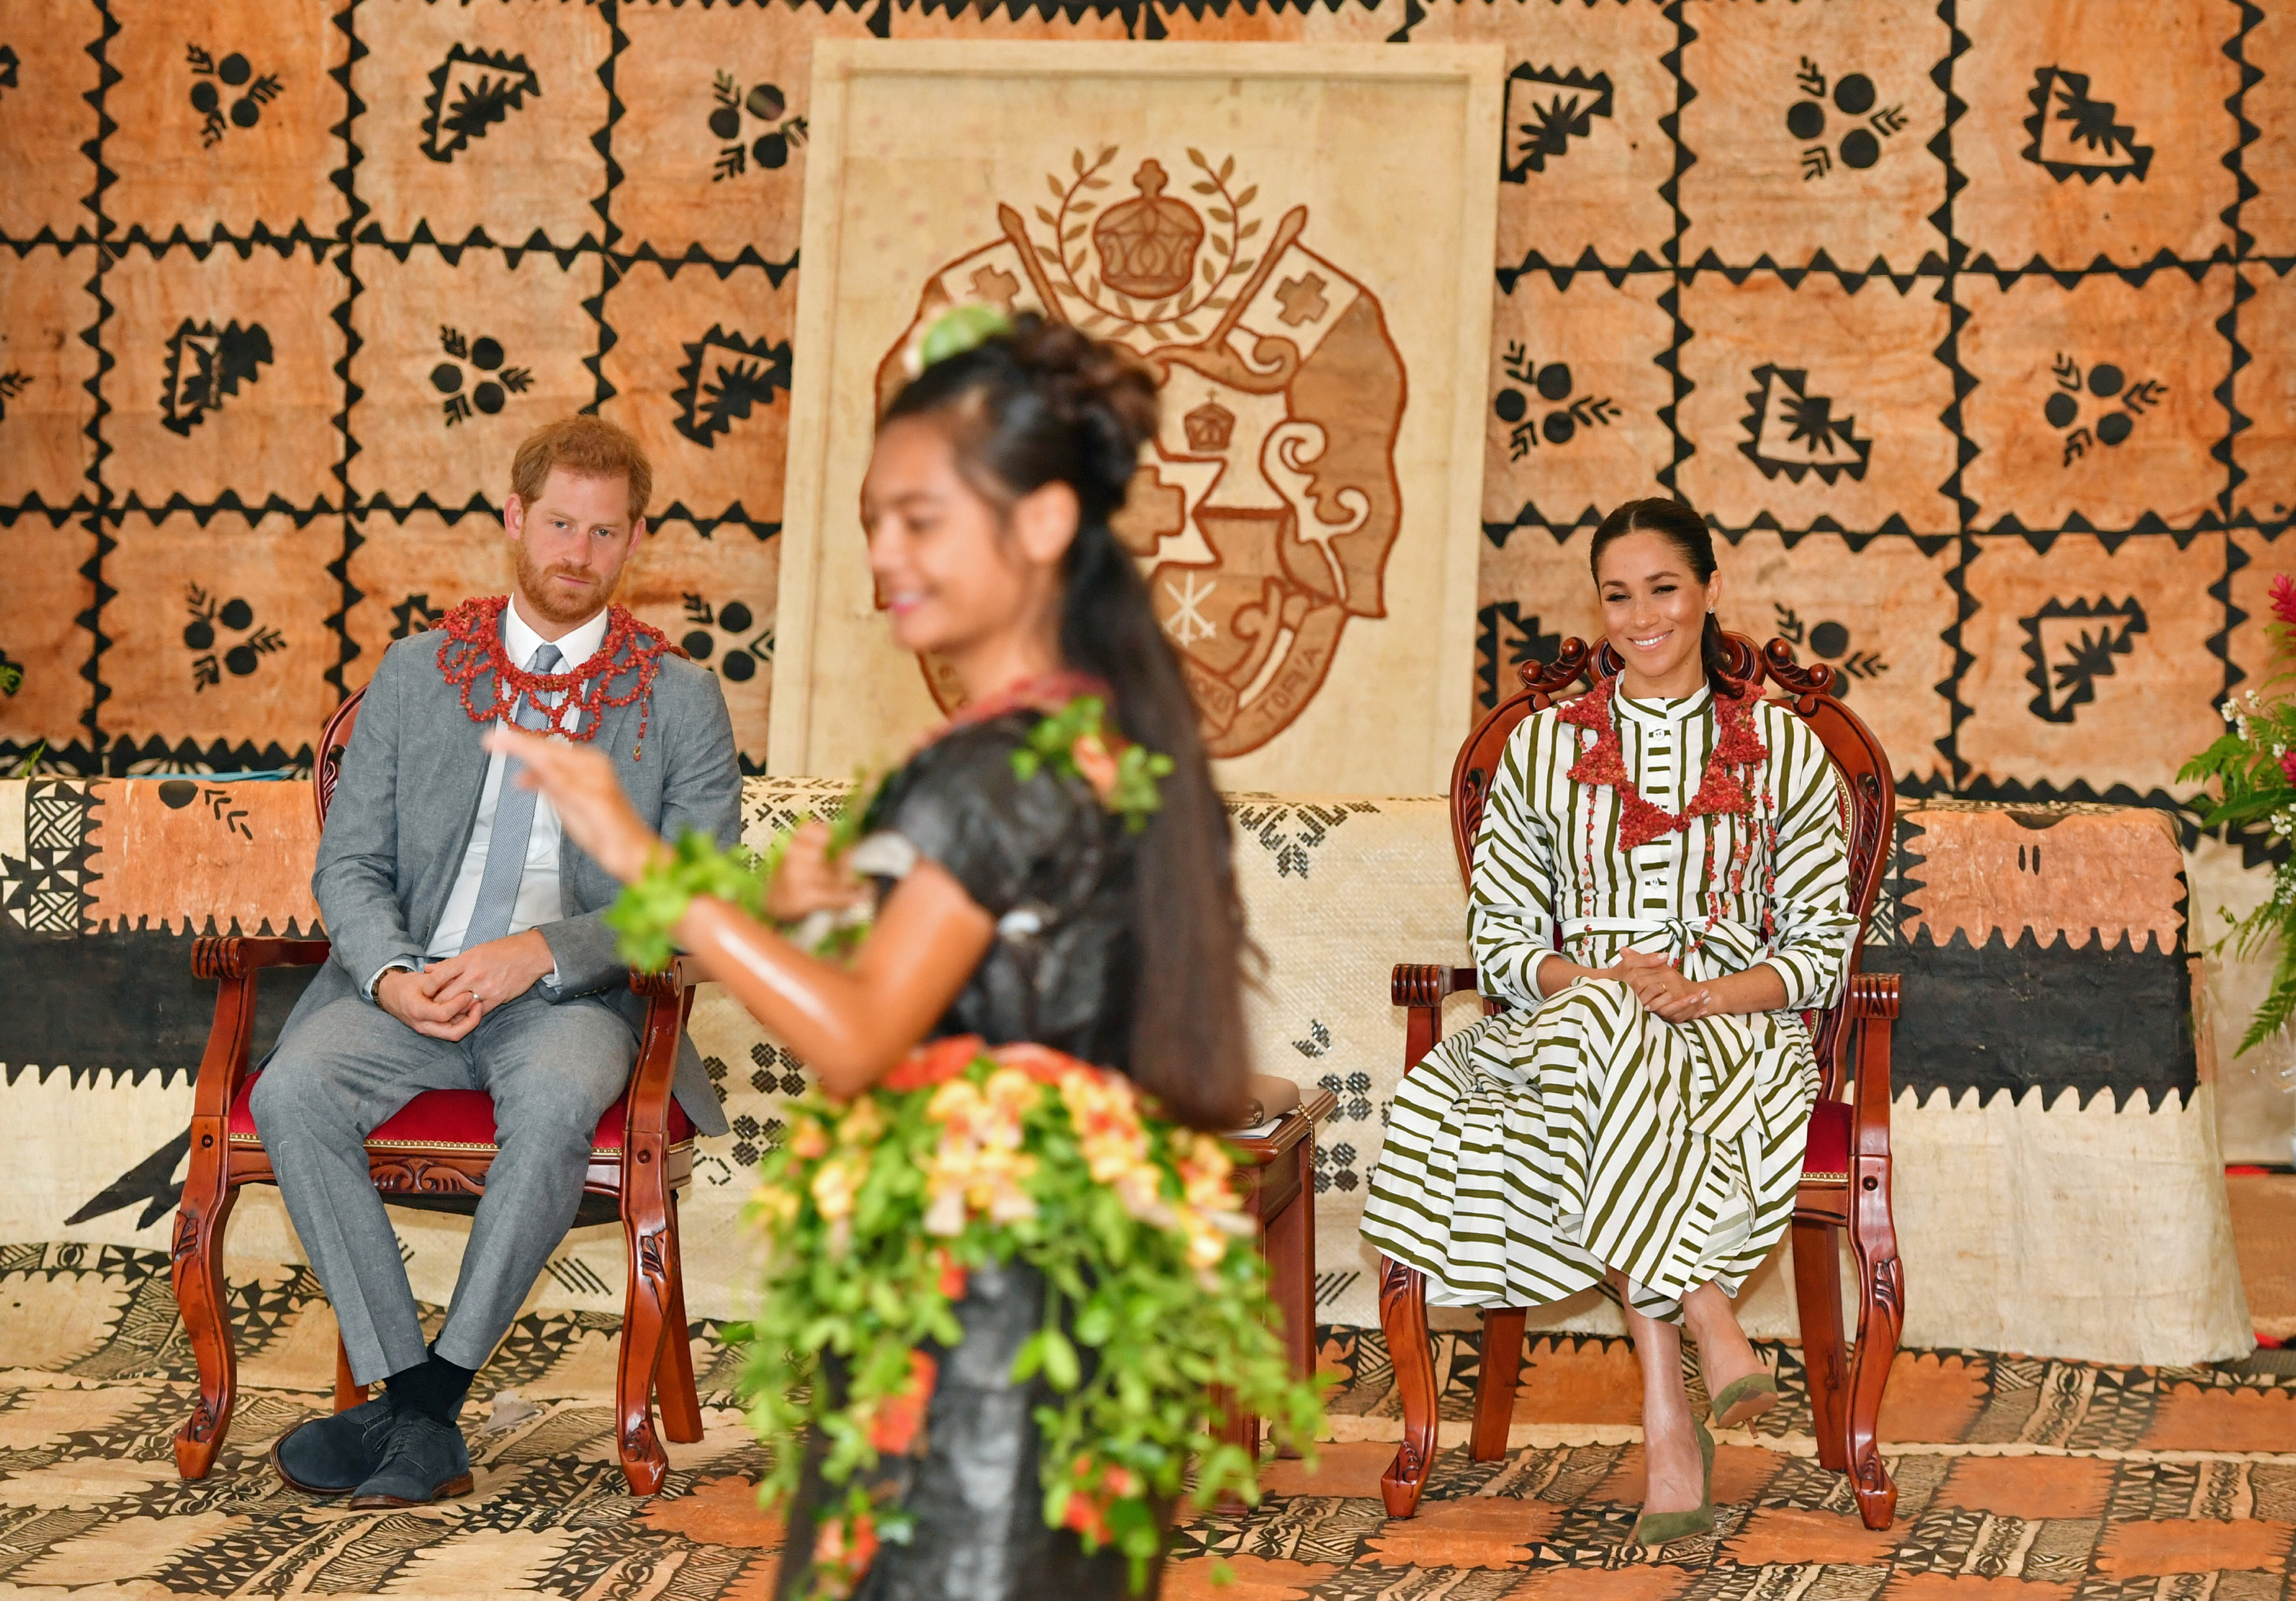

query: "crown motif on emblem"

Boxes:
[1093, 160, 1204, 301]
[1184, 398, 1236, 451]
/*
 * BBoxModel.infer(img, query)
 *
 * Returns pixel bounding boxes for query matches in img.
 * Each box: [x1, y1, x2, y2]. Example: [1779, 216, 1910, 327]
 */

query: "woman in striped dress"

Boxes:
[1360, 497, 1856, 1546]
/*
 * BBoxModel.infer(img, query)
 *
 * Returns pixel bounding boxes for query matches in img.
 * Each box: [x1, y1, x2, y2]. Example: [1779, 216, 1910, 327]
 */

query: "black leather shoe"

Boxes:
[346, 1410, 474, 1508]
[272, 1394, 400, 1497]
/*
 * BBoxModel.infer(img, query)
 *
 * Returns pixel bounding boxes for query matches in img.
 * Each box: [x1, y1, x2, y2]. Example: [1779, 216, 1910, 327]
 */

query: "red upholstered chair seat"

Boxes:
[1803, 1096, 1851, 1184]
[226, 1074, 694, 1155]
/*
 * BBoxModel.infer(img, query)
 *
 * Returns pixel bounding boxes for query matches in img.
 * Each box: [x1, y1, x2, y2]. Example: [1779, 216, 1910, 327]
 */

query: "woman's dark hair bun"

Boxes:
[1004, 314, 1160, 465]
[886, 311, 1156, 522]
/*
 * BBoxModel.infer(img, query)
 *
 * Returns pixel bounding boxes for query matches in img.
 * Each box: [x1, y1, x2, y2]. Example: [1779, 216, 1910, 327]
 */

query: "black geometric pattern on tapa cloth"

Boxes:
[0, 1, 2282, 840]
[0, 779, 96, 935]
[5, 1245, 2294, 1598]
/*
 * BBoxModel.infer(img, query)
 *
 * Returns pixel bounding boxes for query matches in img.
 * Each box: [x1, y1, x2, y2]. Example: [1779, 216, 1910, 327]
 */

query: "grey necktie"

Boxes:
[460, 641, 564, 951]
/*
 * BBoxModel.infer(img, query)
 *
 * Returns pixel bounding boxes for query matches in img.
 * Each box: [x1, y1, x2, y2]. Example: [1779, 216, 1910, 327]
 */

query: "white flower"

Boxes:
[923, 1188, 968, 1237]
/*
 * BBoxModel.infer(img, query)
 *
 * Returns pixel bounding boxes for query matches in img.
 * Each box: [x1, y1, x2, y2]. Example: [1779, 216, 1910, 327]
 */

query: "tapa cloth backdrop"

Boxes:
[3, 1, 2295, 1142]
[767, 42, 1499, 793]
[0, 774, 2251, 1366]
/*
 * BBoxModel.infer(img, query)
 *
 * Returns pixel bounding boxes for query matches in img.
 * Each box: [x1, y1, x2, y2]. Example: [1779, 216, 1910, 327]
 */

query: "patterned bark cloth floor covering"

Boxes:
[4, 1243, 2295, 1599]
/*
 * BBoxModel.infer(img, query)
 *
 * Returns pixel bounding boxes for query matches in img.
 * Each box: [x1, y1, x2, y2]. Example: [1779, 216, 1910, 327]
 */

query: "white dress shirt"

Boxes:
[365, 601, 606, 998]
[428, 601, 607, 959]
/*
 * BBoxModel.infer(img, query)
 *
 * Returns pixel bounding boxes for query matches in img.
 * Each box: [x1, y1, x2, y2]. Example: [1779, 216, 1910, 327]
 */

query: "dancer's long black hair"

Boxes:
[882, 314, 1250, 1130]
[1588, 496, 1738, 694]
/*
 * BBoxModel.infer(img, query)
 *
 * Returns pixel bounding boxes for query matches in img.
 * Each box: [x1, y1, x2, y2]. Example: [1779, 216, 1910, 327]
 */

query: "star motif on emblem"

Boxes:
[1162, 571, 1217, 647]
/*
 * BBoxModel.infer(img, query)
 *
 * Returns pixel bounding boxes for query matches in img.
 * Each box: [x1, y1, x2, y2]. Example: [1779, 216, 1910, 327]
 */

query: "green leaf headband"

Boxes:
[904, 302, 1014, 378]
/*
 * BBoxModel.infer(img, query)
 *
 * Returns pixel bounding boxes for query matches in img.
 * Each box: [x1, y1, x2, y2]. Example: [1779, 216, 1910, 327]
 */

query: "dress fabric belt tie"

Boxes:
[1557, 914, 1766, 957]
[1553, 915, 1773, 1143]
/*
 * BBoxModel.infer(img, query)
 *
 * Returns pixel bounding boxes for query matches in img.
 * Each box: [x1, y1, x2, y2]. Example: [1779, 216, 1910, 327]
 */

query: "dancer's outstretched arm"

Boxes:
[491, 728, 992, 1096]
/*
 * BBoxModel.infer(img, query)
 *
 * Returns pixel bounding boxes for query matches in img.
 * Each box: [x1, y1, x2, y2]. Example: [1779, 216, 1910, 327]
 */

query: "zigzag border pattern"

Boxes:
[326, 0, 367, 702]
[1651, 3, 1692, 501]
[77, 1, 119, 762]
[2211, 532, 2246, 711]
[584, 5, 626, 424]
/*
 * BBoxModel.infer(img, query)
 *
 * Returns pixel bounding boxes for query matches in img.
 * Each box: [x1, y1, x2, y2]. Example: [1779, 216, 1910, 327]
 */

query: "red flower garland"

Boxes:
[1559, 678, 1769, 851]
[434, 595, 674, 759]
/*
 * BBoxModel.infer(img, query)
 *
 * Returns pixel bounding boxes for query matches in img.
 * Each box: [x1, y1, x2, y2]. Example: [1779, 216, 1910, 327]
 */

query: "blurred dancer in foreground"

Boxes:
[504, 311, 1319, 1598]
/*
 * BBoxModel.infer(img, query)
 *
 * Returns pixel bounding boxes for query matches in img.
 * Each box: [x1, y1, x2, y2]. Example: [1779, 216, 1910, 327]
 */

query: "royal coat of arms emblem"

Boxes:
[876, 147, 1407, 759]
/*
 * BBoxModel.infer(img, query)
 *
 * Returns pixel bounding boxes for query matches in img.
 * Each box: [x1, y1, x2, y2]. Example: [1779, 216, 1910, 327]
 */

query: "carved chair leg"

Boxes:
[1214, 1383, 1260, 1501]
[653, 1195, 705, 1446]
[1470, 1308, 1525, 1461]
[1790, 1218, 1849, 1473]
[1846, 1174, 1904, 1531]
[617, 1169, 676, 1497]
[171, 1182, 242, 1480]
[1279, 1127, 1318, 1461]
[334, 1333, 367, 1413]
[1255, 1150, 1313, 1462]
[1376, 1256, 1438, 1518]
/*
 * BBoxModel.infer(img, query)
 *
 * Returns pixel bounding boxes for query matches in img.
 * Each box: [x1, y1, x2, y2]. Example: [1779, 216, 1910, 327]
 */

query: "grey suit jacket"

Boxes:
[276, 623, 742, 1136]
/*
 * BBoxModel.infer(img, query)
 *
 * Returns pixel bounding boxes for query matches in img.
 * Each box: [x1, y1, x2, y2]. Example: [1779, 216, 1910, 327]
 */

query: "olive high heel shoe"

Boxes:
[1631, 1415, 1715, 1549]
[1708, 1369, 1779, 1429]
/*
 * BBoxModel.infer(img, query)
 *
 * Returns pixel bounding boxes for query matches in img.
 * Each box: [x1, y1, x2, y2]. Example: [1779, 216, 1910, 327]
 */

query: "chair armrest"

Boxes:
[1847, 971, 1899, 1022]
[627, 955, 699, 1002]
[625, 958, 698, 1146]
[188, 935, 334, 1124]
[1391, 963, 1479, 1007]
[193, 935, 333, 979]
[1845, 972, 1896, 1158]
[1393, 963, 1479, 1073]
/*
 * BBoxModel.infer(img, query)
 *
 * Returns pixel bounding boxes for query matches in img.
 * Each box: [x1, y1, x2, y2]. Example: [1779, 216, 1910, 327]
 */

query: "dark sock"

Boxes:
[386, 1346, 476, 1427]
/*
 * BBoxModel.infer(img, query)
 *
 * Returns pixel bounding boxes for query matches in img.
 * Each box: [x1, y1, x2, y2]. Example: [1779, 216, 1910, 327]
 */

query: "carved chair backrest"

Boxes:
[314, 686, 368, 829]
[1444, 633, 1895, 1100]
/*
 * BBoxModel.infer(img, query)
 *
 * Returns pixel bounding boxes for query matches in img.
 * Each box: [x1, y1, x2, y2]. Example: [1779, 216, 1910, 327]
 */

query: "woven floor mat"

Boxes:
[2, 1244, 2291, 1598]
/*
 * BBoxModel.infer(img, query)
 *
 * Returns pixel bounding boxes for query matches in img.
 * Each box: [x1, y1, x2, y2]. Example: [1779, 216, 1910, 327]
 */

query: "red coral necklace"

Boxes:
[1559, 677, 1767, 852]
[920, 670, 1111, 755]
[434, 595, 674, 759]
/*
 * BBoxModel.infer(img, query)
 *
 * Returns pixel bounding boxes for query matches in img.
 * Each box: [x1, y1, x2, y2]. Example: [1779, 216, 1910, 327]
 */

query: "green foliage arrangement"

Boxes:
[2181, 573, 2296, 1052]
[728, 1037, 1325, 1598]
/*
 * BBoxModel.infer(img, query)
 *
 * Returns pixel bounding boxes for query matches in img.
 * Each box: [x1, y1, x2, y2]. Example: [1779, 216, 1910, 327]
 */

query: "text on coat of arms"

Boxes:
[876, 148, 1408, 759]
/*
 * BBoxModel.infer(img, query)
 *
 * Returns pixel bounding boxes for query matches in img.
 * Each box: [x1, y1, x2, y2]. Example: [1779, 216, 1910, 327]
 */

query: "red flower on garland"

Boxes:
[2273, 573, 2296, 627]
[867, 1350, 939, 1455]
[881, 1034, 987, 1092]
[810, 1509, 880, 1599]
[1559, 678, 1768, 850]
[880, 1035, 1090, 1095]
[1059, 1455, 1139, 1545]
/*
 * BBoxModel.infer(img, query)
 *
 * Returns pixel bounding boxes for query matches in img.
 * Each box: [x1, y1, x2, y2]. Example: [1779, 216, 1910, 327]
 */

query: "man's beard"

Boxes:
[515, 542, 617, 629]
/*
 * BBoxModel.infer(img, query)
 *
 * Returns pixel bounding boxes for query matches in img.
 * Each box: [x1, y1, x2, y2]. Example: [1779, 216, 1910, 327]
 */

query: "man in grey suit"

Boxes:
[256, 415, 739, 1508]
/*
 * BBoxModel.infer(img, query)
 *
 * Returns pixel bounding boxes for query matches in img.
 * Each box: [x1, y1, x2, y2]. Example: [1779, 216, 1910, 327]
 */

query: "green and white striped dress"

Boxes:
[1360, 685, 1856, 1323]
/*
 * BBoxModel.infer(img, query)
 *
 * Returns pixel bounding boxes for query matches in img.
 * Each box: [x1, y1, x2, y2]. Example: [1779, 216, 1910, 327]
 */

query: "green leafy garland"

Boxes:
[2182, 573, 2296, 1052]
[604, 693, 1170, 968]
[1014, 695, 1174, 834]
[728, 1038, 1325, 1598]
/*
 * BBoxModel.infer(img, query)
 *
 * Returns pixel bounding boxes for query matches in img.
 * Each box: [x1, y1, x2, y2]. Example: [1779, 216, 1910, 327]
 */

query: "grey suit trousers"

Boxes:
[251, 988, 637, 1384]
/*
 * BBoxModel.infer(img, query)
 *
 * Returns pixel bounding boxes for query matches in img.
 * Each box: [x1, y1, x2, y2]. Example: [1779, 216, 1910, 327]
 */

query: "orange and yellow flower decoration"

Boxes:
[728, 1035, 1326, 1600]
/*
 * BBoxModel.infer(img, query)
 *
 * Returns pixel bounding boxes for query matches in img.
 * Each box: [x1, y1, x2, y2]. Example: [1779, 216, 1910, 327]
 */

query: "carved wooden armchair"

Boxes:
[1377, 634, 1904, 1530]
[171, 686, 708, 1496]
